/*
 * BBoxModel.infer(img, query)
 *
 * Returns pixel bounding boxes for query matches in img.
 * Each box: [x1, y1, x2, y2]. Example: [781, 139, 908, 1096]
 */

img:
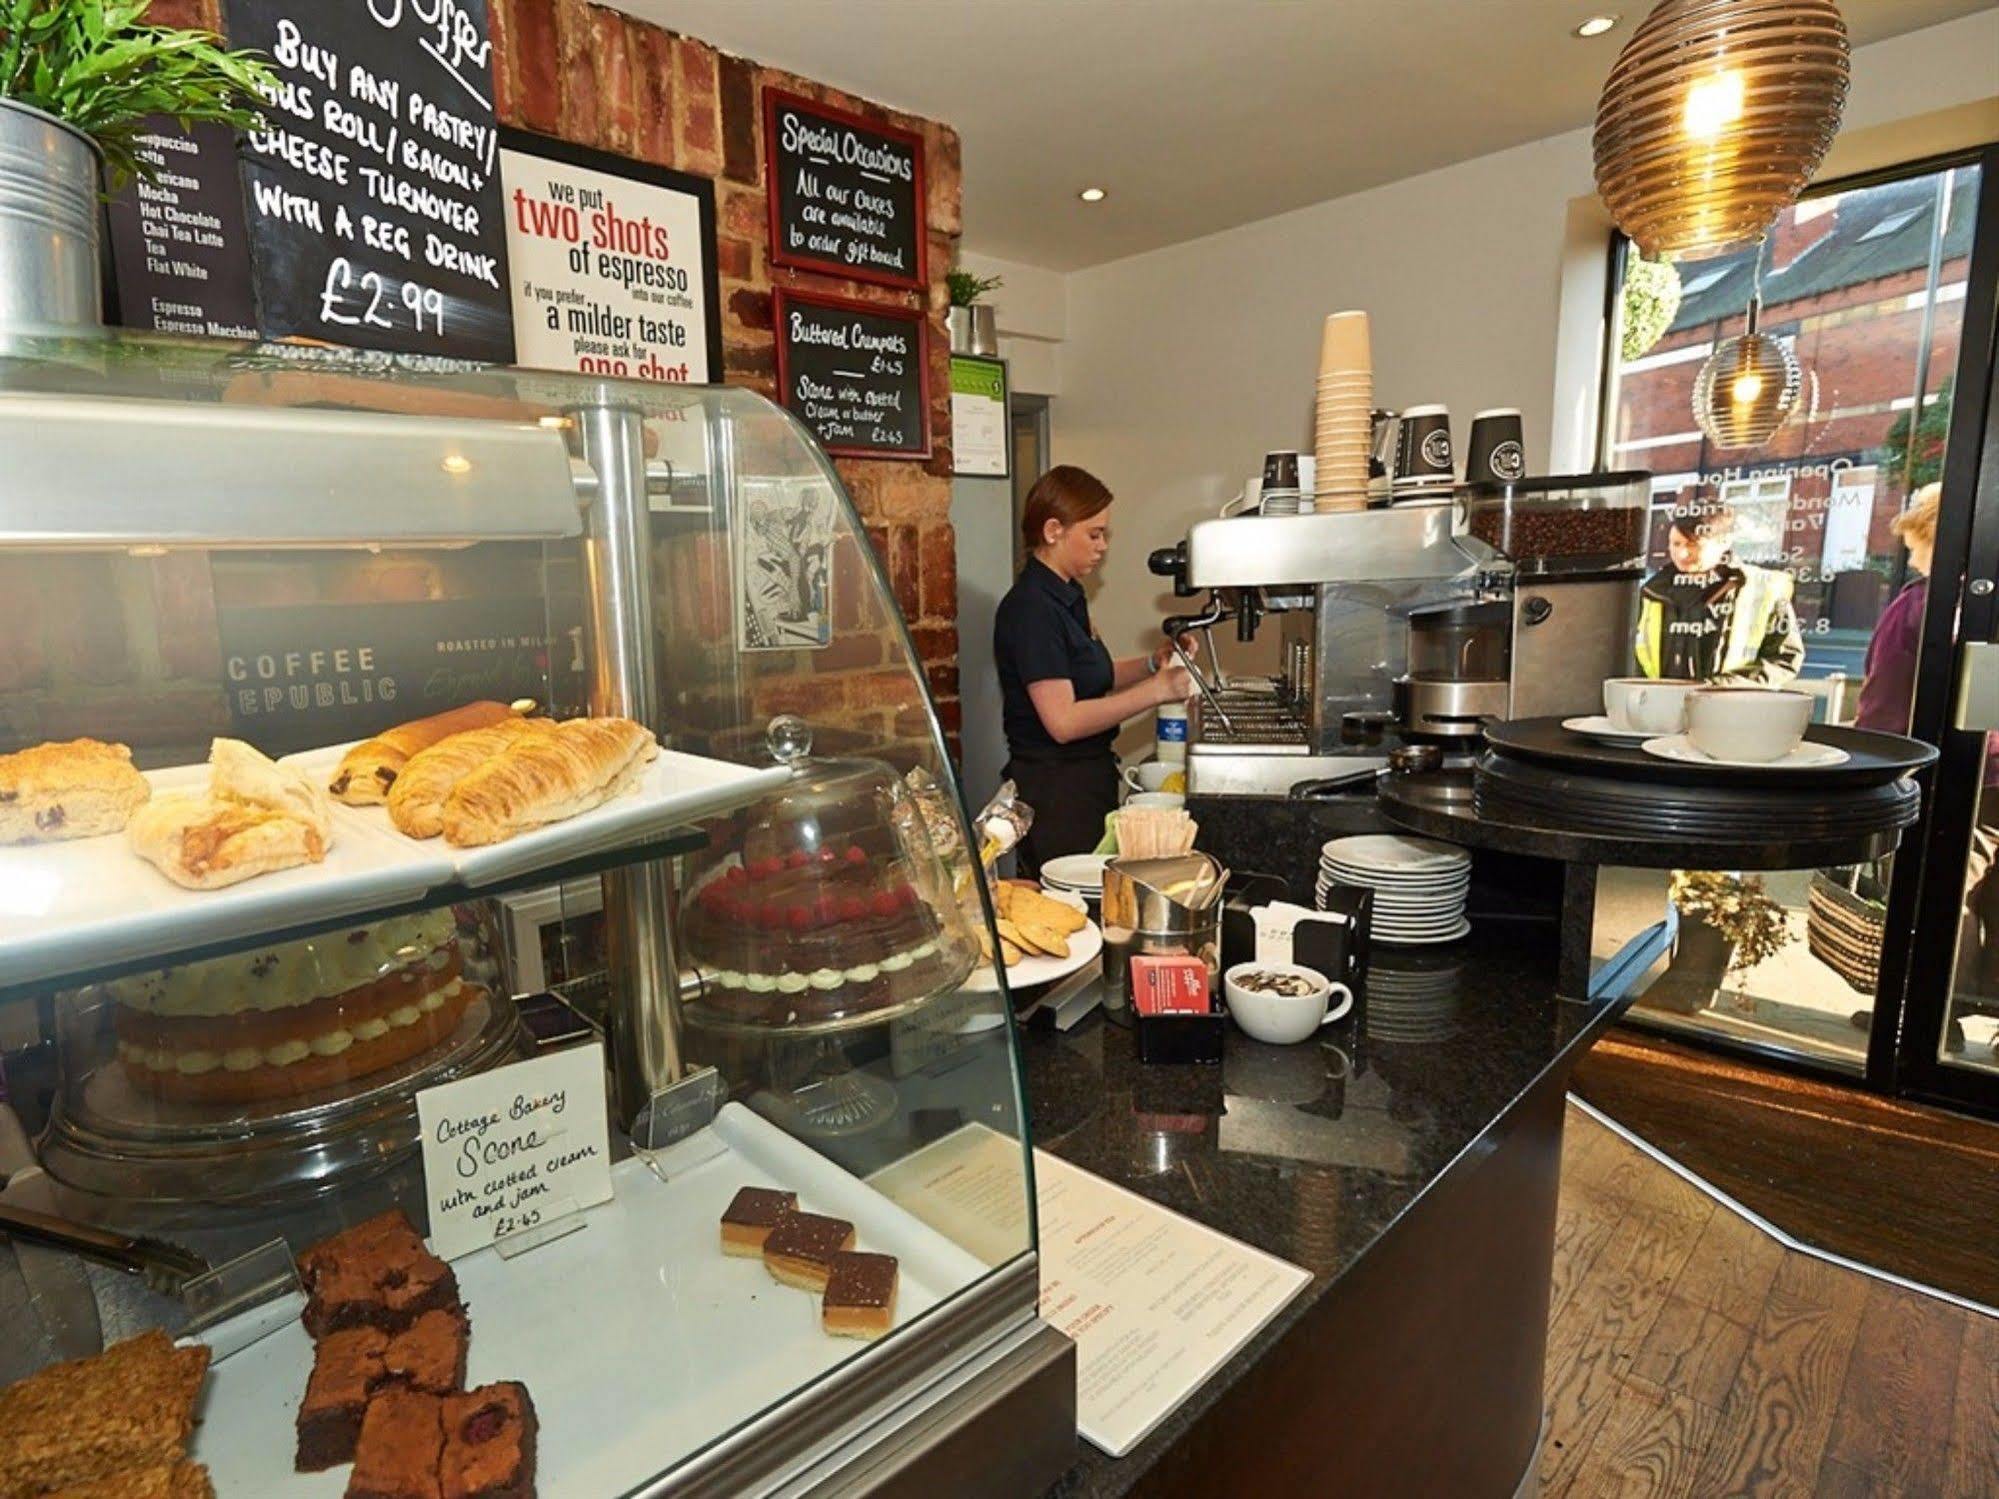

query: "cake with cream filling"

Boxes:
[682, 841, 971, 1025]
[104, 910, 471, 1105]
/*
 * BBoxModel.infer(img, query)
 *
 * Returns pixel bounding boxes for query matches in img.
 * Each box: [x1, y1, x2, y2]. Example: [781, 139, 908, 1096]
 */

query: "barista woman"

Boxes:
[996, 466, 1194, 876]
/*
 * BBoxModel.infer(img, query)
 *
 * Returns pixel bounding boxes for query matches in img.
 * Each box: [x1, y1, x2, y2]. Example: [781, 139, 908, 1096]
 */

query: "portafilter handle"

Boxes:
[1160, 603, 1236, 736]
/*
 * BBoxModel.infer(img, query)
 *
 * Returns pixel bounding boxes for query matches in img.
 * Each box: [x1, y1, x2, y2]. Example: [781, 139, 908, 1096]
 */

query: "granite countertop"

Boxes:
[1026, 930, 1622, 1498]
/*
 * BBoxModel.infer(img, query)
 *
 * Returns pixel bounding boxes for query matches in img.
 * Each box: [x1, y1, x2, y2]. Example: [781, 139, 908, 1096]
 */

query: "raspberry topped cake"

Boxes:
[682, 840, 972, 1024]
[101, 910, 471, 1105]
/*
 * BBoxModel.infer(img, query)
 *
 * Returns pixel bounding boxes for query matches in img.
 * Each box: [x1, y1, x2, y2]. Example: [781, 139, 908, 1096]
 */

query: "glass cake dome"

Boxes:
[680, 756, 980, 1033]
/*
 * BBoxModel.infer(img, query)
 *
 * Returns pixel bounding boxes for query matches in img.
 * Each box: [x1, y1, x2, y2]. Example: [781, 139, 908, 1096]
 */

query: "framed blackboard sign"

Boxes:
[763, 89, 925, 292]
[104, 118, 259, 339]
[774, 288, 930, 461]
[498, 129, 722, 383]
[222, 0, 514, 362]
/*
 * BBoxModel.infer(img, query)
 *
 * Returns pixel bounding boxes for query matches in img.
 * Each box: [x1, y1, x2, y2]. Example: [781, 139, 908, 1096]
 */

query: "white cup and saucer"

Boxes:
[1641, 687, 1847, 769]
[1223, 962, 1354, 1045]
[1125, 791, 1187, 811]
[1565, 677, 1702, 745]
[1121, 760, 1182, 795]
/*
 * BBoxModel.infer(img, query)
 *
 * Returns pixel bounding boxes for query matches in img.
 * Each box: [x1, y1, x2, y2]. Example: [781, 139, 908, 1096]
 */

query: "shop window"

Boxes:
[1602, 159, 1982, 686]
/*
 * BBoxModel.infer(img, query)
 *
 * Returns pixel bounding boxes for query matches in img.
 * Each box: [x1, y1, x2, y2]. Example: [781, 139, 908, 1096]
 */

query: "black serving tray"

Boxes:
[1483, 717, 1935, 790]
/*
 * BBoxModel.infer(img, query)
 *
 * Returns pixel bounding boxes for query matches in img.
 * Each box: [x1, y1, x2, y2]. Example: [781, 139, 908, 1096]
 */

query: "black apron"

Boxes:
[1006, 749, 1118, 879]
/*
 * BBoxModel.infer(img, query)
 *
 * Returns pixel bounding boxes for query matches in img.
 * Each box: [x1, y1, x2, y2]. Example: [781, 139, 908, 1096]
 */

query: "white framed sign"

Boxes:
[499, 130, 721, 383]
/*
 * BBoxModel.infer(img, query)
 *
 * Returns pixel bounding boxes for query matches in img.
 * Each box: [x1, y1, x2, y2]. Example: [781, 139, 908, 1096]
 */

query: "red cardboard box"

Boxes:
[1129, 954, 1212, 1016]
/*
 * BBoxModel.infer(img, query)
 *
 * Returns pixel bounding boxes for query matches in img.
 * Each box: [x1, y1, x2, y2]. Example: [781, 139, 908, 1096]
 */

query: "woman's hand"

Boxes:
[1150, 633, 1198, 673]
[1151, 664, 1195, 704]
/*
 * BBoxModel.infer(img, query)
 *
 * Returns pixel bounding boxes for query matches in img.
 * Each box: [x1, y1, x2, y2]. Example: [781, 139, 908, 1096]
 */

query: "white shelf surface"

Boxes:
[191, 1103, 993, 1496]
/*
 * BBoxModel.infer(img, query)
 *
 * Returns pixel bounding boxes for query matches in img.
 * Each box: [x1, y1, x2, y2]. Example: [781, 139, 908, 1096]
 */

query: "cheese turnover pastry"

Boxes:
[328, 700, 520, 806]
[128, 796, 326, 891]
[209, 737, 331, 843]
[440, 717, 659, 848]
[0, 737, 151, 844]
[387, 717, 552, 839]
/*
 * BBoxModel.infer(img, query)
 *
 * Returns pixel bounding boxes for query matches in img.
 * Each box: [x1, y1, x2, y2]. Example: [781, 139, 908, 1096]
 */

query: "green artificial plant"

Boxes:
[1619, 253, 1683, 362]
[0, 0, 272, 185]
[946, 269, 1004, 308]
[1669, 870, 1789, 974]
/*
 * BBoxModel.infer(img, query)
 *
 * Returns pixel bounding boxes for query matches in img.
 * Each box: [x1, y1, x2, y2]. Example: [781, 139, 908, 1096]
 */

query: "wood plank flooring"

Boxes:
[1571, 1029, 1999, 1307]
[1545, 1105, 1998, 1498]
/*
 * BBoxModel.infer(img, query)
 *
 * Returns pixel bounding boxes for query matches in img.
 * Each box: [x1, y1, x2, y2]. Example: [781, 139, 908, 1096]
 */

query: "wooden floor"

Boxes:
[1572, 1028, 1999, 1308]
[1544, 1105, 1998, 1498]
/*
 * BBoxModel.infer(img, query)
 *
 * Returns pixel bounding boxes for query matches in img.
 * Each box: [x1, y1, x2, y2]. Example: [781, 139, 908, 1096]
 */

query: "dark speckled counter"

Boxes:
[1028, 928, 1629, 1498]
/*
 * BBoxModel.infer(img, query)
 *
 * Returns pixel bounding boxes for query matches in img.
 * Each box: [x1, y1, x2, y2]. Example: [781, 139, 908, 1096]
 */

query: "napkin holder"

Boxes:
[1222, 884, 1371, 1013]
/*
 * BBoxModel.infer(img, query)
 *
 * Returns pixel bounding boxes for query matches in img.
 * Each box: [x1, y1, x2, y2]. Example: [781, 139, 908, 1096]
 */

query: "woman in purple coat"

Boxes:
[1855, 484, 1999, 1029]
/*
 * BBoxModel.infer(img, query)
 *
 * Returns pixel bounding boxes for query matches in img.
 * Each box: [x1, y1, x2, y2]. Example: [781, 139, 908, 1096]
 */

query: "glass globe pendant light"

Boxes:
[1594, 0, 1850, 261]
[1693, 291, 1801, 449]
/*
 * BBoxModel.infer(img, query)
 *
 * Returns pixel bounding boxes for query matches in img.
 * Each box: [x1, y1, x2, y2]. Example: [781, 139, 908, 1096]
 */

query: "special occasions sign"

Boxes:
[774, 288, 930, 460]
[764, 89, 925, 291]
[222, 0, 514, 361]
[499, 131, 721, 382]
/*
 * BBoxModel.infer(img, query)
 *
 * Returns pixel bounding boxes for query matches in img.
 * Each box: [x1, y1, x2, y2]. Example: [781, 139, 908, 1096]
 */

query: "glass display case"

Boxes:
[0, 329, 1071, 1497]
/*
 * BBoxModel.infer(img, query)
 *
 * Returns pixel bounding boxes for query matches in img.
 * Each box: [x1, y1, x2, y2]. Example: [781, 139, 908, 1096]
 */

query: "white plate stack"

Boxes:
[1038, 853, 1110, 903]
[1313, 311, 1371, 514]
[1315, 834, 1471, 946]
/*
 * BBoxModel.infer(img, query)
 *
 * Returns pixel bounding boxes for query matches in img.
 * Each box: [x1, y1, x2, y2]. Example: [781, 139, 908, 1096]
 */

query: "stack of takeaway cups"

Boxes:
[1314, 311, 1372, 512]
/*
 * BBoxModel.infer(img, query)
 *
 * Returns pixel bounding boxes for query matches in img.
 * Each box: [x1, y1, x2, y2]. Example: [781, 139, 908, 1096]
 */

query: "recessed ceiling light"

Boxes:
[1575, 14, 1619, 37]
[1078, 187, 1107, 203]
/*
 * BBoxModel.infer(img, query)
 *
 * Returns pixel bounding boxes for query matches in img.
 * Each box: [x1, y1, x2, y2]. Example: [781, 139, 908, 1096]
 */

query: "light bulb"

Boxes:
[441, 454, 473, 475]
[1732, 370, 1765, 404]
[1683, 69, 1745, 142]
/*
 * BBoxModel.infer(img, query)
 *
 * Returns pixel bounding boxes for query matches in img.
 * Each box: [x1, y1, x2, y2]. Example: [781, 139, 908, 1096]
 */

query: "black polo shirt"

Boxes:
[994, 557, 1117, 759]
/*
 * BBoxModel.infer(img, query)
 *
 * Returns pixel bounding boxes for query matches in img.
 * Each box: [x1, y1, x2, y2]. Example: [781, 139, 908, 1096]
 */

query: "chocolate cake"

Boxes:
[683, 841, 970, 1024]
[719, 1186, 797, 1257]
[762, 1211, 855, 1292]
[299, 1210, 462, 1340]
[346, 1388, 444, 1499]
[822, 1251, 900, 1340]
[296, 1311, 470, 1470]
[439, 1383, 537, 1499]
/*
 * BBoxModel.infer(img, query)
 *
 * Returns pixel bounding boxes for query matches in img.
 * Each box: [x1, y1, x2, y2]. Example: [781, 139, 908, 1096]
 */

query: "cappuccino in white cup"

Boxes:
[1686, 688, 1814, 763]
[1604, 677, 1700, 735]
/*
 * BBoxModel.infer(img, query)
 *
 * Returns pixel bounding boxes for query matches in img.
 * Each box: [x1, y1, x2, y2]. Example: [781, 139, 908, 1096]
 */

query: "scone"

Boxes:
[0, 738, 151, 845]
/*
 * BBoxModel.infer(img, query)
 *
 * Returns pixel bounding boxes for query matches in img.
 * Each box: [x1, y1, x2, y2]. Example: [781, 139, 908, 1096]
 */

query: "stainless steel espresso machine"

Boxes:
[1148, 473, 1651, 795]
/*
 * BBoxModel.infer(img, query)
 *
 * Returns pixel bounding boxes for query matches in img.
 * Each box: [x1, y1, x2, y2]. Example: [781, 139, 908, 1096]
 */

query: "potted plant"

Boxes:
[1655, 870, 1789, 1012]
[0, 0, 271, 327]
[946, 268, 1003, 356]
[1619, 254, 1682, 362]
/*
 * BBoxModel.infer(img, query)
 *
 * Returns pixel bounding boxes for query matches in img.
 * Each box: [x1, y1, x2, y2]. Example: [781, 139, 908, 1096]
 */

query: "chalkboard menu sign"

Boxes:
[222, 0, 514, 362]
[774, 289, 930, 460]
[104, 118, 259, 339]
[764, 89, 925, 291]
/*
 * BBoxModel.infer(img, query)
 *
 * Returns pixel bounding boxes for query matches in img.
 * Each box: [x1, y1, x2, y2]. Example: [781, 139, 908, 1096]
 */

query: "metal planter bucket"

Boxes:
[947, 303, 997, 356]
[0, 100, 104, 328]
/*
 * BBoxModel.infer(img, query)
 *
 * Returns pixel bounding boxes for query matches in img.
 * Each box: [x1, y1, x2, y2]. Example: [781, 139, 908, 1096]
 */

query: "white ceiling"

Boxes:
[614, 0, 1998, 271]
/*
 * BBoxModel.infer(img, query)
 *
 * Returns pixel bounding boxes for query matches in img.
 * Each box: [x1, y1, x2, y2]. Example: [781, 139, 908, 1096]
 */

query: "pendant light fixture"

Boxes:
[1594, 0, 1850, 261]
[1693, 293, 1801, 449]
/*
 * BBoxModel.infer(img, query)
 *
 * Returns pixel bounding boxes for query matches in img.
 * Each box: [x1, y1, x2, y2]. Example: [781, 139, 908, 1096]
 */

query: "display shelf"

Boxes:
[189, 1103, 992, 1497]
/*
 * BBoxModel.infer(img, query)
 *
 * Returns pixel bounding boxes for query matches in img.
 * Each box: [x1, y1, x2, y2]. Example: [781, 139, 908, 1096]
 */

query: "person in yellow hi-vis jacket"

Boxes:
[1635, 503, 1804, 686]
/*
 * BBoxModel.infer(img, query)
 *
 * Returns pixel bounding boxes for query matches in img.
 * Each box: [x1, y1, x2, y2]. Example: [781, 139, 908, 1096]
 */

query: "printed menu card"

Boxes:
[869, 1125, 1312, 1457]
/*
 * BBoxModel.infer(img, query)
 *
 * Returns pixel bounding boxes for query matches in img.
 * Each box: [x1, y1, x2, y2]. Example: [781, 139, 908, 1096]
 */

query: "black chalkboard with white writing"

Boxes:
[764, 89, 925, 291]
[774, 289, 930, 460]
[222, 0, 514, 361]
[104, 118, 260, 339]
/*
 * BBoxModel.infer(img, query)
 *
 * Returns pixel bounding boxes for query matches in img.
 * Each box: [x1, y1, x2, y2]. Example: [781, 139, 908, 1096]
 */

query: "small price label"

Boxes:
[416, 1042, 613, 1261]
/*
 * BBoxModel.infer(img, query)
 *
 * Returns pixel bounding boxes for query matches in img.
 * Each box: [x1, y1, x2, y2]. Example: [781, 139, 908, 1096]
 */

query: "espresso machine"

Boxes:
[1148, 474, 1649, 796]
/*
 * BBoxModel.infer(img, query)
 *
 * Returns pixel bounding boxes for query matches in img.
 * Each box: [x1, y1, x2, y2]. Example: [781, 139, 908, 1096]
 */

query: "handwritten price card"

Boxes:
[222, 0, 515, 361]
[416, 1041, 613, 1260]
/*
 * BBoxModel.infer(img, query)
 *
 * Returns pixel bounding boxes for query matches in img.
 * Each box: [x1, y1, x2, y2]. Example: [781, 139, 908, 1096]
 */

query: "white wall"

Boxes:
[957, 250, 1066, 396]
[1041, 9, 1999, 695]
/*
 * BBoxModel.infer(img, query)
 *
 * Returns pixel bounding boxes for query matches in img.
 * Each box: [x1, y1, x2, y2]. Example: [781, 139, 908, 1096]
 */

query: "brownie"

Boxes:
[439, 1383, 537, 1499]
[300, 1210, 462, 1339]
[347, 1388, 444, 1499]
[719, 1185, 798, 1255]
[383, 1309, 471, 1396]
[0, 1331, 209, 1497]
[297, 1327, 391, 1471]
[48, 1458, 214, 1498]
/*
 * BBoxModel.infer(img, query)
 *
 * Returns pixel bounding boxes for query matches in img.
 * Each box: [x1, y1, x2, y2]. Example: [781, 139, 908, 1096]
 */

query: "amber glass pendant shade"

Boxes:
[1594, 0, 1850, 261]
[1693, 298, 1801, 449]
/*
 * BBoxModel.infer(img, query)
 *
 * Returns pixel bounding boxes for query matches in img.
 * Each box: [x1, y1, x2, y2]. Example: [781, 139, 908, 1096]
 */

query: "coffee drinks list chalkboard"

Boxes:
[775, 289, 929, 460]
[223, 0, 513, 362]
[764, 89, 925, 291]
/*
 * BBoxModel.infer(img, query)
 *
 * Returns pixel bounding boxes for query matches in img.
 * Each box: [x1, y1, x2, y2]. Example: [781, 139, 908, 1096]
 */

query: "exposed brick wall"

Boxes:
[145, 0, 965, 763]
